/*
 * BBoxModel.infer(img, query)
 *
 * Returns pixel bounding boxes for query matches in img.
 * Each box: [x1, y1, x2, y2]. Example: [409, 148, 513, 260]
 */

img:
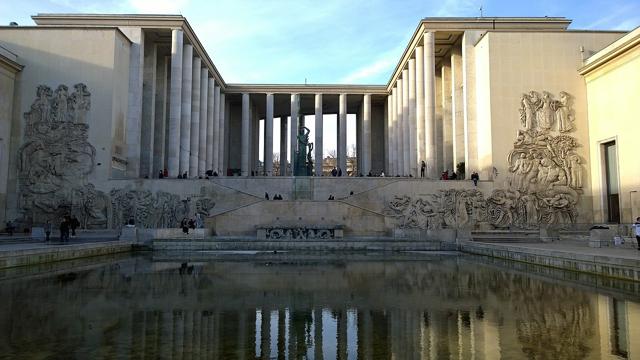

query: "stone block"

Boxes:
[31, 227, 45, 240]
[589, 228, 614, 248]
[120, 226, 137, 241]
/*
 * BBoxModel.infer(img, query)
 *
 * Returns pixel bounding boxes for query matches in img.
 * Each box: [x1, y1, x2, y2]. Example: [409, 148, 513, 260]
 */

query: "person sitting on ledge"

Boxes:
[183, 171, 188, 179]
[213, 171, 218, 177]
[180, 218, 189, 234]
[158, 170, 164, 179]
[328, 195, 334, 200]
[331, 167, 337, 177]
[177, 173, 182, 179]
[265, 192, 269, 200]
[337, 168, 343, 177]
[450, 172, 458, 180]
[163, 169, 168, 178]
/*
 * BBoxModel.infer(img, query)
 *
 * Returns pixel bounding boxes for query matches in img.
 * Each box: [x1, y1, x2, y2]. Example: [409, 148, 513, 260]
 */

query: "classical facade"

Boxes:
[0, 14, 637, 233]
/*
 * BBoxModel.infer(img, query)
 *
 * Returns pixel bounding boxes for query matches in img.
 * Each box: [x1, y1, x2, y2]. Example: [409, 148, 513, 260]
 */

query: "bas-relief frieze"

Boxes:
[17, 84, 216, 229]
[17, 83, 109, 228]
[109, 188, 215, 229]
[387, 91, 584, 229]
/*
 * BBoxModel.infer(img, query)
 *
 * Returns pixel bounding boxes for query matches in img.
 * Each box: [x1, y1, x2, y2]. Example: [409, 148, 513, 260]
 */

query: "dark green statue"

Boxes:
[294, 125, 314, 176]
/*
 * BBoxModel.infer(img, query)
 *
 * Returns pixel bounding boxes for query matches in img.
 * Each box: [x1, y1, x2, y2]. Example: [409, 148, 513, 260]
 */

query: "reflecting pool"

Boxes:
[0, 252, 639, 359]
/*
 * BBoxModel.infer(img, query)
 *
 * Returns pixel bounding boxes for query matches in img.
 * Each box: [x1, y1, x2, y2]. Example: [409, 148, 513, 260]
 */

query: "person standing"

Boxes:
[337, 168, 342, 177]
[634, 217, 640, 250]
[181, 218, 189, 234]
[59, 217, 69, 242]
[420, 161, 426, 178]
[44, 220, 52, 242]
[471, 171, 480, 186]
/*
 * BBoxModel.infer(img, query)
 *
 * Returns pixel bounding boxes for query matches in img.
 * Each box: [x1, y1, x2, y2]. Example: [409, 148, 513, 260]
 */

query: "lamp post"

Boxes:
[630, 190, 638, 223]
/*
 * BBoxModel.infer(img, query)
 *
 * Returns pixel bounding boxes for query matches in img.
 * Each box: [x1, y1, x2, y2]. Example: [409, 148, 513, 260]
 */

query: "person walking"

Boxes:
[44, 220, 52, 242]
[420, 161, 426, 178]
[5, 220, 15, 236]
[181, 218, 189, 234]
[70, 215, 80, 237]
[471, 171, 480, 186]
[59, 217, 70, 243]
[634, 217, 640, 250]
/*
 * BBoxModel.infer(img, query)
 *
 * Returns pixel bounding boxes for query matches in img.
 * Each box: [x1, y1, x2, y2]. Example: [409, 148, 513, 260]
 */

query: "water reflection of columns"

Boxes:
[173, 310, 184, 359]
[314, 308, 323, 360]
[358, 310, 372, 359]
[278, 310, 286, 360]
[337, 310, 347, 360]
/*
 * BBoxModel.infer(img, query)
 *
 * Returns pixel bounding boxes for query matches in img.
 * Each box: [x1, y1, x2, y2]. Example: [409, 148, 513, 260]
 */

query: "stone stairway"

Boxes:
[471, 229, 541, 243]
[153, 236, 456, 252]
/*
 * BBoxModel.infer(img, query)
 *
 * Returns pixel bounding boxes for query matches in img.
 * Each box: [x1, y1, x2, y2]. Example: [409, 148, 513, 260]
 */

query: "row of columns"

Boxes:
[238, 92, 372, 177]
[164, 29, 226, 178]
[387, 31, 437, 177]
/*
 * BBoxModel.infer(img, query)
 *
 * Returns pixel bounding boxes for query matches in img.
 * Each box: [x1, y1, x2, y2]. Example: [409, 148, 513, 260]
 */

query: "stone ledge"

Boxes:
[460, 242, 640, 282]
[0, 241, 134, 269]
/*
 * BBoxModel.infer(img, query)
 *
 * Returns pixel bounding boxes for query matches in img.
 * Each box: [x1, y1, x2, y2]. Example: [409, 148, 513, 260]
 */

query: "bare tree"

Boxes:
[348, 144, 357, 158]
[327, 149, 337, 158]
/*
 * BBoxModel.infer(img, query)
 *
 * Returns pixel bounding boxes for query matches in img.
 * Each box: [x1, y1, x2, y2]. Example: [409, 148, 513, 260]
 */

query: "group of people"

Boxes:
[157, 169, 221, 179]
[55, 215, 80, 242]
[180, 215, 204, 234]
[265, 193, 284, 200]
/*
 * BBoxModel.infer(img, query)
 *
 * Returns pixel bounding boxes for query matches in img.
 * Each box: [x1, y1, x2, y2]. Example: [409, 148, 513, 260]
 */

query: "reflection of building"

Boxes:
[0, 256, 639, 358]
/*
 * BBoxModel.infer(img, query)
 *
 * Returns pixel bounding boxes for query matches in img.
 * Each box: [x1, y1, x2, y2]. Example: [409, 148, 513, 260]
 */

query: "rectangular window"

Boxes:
[603, 141, 620, 223]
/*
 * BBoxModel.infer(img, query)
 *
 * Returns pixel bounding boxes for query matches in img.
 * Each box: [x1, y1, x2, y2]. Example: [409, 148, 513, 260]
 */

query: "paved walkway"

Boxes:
[476, 240, 640, 261]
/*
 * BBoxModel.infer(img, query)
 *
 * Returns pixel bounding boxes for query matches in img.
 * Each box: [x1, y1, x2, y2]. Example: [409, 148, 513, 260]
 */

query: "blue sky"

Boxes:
[2, 0, 638, 164]
[2, 0, 639, 85]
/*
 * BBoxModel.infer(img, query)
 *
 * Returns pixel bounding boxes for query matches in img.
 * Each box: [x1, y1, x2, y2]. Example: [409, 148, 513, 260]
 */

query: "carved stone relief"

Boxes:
[17, 84, 108, 228]
[109, 188, 215, 229]
[386, 90, 583, 229]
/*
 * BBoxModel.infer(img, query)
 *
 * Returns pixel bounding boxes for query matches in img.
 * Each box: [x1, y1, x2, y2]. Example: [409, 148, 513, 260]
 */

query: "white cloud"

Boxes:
[128, 0, 190, 14]
[340, 54, 397, 83]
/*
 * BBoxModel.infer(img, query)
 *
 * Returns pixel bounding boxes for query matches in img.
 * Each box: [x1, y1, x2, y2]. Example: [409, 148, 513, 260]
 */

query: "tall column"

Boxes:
[153, 54, 168, 175]
[179, 44, 193, 176]
[314, 94, 323, 176]
[384, 93, 395, 176]
[198, 69, 208, 176]
[217, 93, 225, 175]
[395, 82, 402, 176]
[140, 40, 156, 178]
[402, 69, 410, 176]
[264, 93, 274, 176]
[206, 79, 216, 171]
[451, 45, 465, 174]
[441, 60, 453, 173]
[338, 93, 347, 174]
[415, 45, 425, 172]
[363, 94, 371, 175]
[424, 31, 437, 178]
[189, 57, 201, 178]
[289, 94, 299, 176]
[241, 93, 250, 176]
[279, 116, 288, 176]
[408, 59, 417, 177]
[125, 28, 144, 178]
[167, 29, 183, 177]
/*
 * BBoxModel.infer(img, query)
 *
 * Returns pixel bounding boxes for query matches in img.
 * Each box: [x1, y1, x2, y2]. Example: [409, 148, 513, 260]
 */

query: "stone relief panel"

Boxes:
[109, 188, 215, 229]
[386, 90, 583, 229]
[17, 84, 109, 228]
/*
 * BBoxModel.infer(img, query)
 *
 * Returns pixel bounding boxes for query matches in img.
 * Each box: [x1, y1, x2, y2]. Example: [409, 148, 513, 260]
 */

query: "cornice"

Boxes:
[579, 27, 640, 76]
[225, 84, 387, 95]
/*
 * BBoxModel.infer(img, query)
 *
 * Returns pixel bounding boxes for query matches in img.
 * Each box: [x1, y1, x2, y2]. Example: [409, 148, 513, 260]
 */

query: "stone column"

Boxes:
[402, 69, 410, 176]
[217, 93, 225, 175]
[179, 44, 193, 176]
[408, 59, 417, 177]
[386, 94, 393, 175]
[140, 40, 156, 178]
[338, 93, 347, 174]
[396, 78, 403, 176]
[314, 93, 323, 176]
[264, 93, 274, 176]
[206, 79, 215, 171]
[290, 94, 299, 176]
[241, 93, 250, 176]
[125, 28, 144, 178]
[210, 84, 219, 172]
[153, 54, 168, 175]
[189, 57, 201, 177]
[451, 45, 465, 174]
[415, 45, 425, 172]
[424, 31, 437, 178]
[167, 29, 183, 177]
[198, 69, 208, 176]
[280, 116, 288, 176]
[441, 59, 453, 173]
[363, 94, 371, 175]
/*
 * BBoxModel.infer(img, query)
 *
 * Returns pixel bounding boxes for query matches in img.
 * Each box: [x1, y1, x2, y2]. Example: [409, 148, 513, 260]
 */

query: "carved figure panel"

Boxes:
[17, 84, 108, 228]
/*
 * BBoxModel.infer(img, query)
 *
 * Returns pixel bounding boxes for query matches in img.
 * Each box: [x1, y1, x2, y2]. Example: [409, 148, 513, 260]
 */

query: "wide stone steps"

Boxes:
[471, 230, 541, 243]
[152, 237, 456, 251]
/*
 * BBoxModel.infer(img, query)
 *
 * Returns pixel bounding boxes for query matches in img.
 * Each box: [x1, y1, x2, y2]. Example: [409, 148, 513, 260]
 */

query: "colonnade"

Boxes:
[387, 31, 437, 177]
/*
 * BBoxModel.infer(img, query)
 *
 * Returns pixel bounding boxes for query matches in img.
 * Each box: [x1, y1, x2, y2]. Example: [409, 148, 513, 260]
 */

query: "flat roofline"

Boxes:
[579, 26, 640, 75]
[226, 83, 388, 94]
[32, 13, 227, 89]
[0, 25, 132, 43]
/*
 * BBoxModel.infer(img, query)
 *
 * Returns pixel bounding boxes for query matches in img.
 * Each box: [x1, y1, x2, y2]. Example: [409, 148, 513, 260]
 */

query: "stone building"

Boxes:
[0, 14, 637, 234]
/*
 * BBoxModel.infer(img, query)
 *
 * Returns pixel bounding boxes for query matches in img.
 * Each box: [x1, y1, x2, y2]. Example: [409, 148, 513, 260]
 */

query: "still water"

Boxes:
[0, 252, 639, 359]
